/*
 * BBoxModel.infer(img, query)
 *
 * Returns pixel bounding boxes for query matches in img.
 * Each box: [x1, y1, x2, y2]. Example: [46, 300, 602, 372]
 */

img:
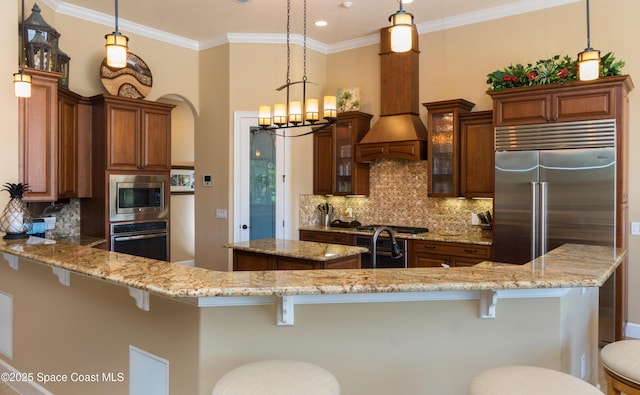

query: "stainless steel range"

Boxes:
[353, 225, 429, 269]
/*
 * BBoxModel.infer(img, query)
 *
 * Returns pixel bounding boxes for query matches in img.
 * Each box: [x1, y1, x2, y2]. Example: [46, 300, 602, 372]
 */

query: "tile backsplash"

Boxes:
[300, 159, 492, 235]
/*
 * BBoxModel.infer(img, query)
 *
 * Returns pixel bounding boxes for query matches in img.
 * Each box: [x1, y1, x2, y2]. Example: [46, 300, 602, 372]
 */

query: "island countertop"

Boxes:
[0, 236, 624, 299]
[224, 238, 368, 261]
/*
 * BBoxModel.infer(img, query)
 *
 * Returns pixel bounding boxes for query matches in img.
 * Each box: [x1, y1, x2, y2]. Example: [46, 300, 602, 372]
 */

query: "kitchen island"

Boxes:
[224, 238, 368, 270]
[0, 237, 624, 395]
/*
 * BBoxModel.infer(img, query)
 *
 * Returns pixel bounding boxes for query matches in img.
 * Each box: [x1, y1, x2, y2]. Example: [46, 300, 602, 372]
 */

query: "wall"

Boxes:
[300, 160, 493, 236]
[166, 98, 196, 264]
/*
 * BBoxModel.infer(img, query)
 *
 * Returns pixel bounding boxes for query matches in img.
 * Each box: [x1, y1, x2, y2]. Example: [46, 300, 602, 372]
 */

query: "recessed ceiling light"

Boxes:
[315, 20, 328, 27]
[402, 0, 414, 3]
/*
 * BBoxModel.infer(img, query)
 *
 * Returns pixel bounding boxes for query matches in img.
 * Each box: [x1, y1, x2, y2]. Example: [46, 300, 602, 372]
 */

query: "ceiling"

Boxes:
[43, 0, 581, 51]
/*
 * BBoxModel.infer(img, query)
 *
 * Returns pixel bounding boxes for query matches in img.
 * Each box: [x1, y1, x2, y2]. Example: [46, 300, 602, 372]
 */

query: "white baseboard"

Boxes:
[626, 322, 640, 339]
[0, 359, 53, 395]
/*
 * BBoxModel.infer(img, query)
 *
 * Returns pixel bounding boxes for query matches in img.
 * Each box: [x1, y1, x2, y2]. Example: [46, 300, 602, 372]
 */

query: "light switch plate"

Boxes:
[632, 222, 640, 236]
[216, 209, 227, 219]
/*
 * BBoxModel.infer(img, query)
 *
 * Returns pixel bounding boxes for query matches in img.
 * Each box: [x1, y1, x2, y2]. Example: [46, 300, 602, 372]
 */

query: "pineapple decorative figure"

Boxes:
[0, 183, 33, 239]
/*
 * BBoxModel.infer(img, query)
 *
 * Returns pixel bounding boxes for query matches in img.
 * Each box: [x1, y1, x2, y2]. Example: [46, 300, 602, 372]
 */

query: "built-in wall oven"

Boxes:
[111, 220, 168, 261]
[109, 174, 170, 261]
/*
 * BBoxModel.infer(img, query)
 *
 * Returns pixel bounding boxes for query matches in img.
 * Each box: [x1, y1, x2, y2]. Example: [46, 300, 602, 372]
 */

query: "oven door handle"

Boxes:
[113, 233, 167, 242]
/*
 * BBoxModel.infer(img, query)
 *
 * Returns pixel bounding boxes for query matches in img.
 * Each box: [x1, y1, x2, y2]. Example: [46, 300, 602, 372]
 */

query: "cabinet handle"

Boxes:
[422, 245, 436, 250]
[464, 249, 478, 254]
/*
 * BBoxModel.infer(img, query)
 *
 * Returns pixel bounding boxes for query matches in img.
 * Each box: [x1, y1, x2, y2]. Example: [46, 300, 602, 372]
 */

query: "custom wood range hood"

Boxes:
[356, 26, 428, 162]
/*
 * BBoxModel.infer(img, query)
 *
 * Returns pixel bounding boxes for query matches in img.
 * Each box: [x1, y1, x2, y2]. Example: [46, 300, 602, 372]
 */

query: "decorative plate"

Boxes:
[100, 52, 153, 99]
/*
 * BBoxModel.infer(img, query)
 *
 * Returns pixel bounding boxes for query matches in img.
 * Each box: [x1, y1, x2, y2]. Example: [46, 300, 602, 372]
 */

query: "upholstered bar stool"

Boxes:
[212, 360, 341, 395]
[468, 365, 603, 394]
[601, 339, 640, 395]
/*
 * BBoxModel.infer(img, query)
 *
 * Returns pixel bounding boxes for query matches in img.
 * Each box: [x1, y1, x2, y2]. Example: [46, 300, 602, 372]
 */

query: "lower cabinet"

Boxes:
[299, 230, 354, 245]
[233, 250, 361, 271]
[409, 240, 491, 268]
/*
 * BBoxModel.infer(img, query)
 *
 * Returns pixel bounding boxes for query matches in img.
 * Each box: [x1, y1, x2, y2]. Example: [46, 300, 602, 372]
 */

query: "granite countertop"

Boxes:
[224, 239, 368, 261]
[0, 235, 623, 299]
[298, 225, 492, 245]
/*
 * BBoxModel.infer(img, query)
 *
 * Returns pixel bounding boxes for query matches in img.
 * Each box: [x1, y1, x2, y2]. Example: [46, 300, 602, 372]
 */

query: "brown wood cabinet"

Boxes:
[18, 70, 61, 201]
[489, 75, 633, 341]
[423, 99, 475, 197]
[58, 87, 92, 198]
[409, 240, 491, 268]
[90, 94, 173, 172]
[233, 250, 361, 271]
[460, 110, 494, 198]
[313, 111, 372, 195]
[299, 229, 354, 245]
[489, 79, 620, 127]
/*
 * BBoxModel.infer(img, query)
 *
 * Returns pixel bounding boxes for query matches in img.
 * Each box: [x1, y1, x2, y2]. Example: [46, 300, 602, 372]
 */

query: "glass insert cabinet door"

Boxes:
[425, 99, 475, 197]
[249, 127, 276, 239]
[334, 123, 353, 193]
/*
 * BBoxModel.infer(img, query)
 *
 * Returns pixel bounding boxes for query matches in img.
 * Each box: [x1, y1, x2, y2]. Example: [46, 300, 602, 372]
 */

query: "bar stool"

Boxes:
[468, 365, 602, 394]
[601, 339, 640, 395]
[212, 360, 340, 395]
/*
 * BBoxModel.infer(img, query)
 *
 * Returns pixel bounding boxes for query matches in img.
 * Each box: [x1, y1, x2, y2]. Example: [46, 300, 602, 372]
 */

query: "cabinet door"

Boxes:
[107, 103, 140, 170]
[19, 70, 60, 202]
[140, 108, 171, 171]
[460, 111, 494, 198]
[313, 129, 333, 195]
[334, 122, 354, 194]
[553, 85, 616, 122]
[492, 93, 550, 126]
[58, 90, 79, 199]
[411, 253, 451, 268]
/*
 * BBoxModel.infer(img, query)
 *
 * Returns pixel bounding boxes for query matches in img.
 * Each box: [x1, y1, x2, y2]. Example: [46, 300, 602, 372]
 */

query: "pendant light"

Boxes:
[258, 0, 337, 135]
[13, 0, 31, 98]
[388, 0, 414, 53]
[577, 0, 600, 81]
[105, 0, 129, 68]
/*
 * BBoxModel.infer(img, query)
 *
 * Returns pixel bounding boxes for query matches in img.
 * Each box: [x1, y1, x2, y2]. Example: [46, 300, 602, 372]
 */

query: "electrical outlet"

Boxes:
[344, 208, 353, 218]
[471, 213, 480, 225]
[632, 222, 640, 236]
[215, 209, 227, 219]
[580, 353, 586, 379]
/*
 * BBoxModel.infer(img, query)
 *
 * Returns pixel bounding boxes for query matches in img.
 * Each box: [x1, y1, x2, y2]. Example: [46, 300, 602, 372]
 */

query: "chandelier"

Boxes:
[258, 0, 337, 135]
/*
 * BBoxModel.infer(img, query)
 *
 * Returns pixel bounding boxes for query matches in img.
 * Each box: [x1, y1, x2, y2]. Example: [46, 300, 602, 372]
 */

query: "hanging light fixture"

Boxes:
[13, 0, 31, 98]
[577, 0, 600, 81]
[388, 0, 415, 53]
[105, 0, 129, 68]
[258, 0, 337, 134]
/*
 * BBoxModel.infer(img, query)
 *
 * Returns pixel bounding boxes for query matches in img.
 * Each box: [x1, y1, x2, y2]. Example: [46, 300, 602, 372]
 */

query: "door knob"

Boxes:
[241, 224, 249, 229]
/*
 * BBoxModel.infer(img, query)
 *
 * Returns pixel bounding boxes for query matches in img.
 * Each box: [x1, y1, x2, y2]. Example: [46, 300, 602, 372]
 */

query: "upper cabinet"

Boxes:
[19, 70, 60, 201]
[423, 99, 474, 197]
[488, 77, 628, 126]
[91, 95, 174, 172]
[313, 111, 373, 196]
[58, 87, 92, 198]
[460, 110, 494, 198]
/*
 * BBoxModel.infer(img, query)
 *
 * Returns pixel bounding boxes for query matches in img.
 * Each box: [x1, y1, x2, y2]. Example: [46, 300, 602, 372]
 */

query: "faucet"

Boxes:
[371, 226, 403, 269]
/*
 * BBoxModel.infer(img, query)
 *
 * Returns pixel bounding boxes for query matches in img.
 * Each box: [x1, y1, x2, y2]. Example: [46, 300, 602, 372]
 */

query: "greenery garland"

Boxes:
[486, 52, 625, 91]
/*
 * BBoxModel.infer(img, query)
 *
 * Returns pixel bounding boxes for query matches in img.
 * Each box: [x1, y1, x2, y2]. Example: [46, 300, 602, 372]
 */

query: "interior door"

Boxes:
[234, 112, 290, 243]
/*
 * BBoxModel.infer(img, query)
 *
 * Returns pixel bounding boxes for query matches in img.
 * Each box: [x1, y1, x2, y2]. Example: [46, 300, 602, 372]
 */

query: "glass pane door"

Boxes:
[249, 128, 276, 239]
[430, 112, 454, 194]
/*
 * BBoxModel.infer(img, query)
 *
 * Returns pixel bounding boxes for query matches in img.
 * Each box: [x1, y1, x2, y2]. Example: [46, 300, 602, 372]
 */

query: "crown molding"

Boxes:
[41, 0, 580, 54]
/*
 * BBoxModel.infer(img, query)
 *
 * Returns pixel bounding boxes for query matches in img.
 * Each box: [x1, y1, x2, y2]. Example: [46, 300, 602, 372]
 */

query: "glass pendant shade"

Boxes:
[389, 12, 413, 53]
[105, 32, 129, 68]
[289, 101, 302, 124]
[323, 96, 337, 119]
[273, 104, 287, 126]
[13, 72, 31, 98]
[578, 49, 600, 81]
[258, 106, 272, 126]
[305, 99, 319, 122]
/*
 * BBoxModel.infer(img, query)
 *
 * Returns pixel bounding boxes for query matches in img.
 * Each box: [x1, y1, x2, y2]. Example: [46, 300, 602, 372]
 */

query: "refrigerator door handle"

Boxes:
[539, 181, 548, 256]
[530, 181, 538, 261]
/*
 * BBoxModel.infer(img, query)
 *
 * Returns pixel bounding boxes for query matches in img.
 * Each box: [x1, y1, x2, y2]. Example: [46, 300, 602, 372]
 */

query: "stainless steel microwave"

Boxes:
[109, 174, 168, 222]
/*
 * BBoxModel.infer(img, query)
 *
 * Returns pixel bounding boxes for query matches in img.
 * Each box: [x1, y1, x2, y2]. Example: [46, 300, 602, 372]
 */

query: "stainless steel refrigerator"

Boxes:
[493, 119, 618, 343]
